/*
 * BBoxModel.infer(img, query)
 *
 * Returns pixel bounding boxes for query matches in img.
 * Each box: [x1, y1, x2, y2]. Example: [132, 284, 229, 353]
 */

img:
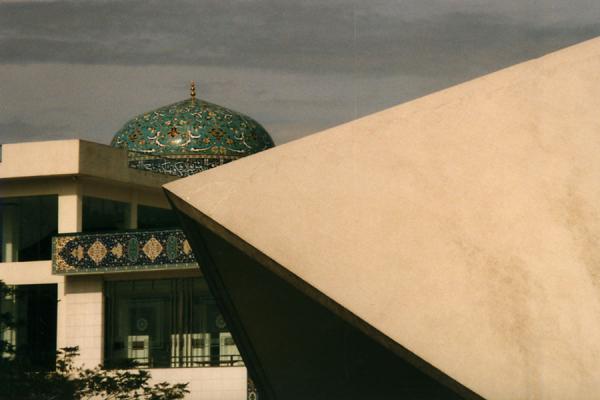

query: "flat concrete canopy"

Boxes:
[166, 37, 600, 400]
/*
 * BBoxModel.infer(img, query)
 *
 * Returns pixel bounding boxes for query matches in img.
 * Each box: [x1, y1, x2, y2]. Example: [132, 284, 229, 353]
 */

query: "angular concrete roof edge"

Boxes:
[163, 36, 600, 398]
[165, 187, 485, 400]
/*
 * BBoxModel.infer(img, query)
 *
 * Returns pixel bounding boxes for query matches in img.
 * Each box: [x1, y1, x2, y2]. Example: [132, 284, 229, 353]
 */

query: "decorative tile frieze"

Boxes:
[127, 151, 239, 177]
[52, 229, 197, 275]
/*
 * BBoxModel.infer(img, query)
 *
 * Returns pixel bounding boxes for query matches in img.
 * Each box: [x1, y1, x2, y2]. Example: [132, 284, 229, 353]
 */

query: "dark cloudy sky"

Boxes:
[1, 0, 599, 145]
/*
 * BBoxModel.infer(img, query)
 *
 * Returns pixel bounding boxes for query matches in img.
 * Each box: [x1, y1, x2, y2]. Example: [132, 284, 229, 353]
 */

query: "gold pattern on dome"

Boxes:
[110, 82, 274, 176]
[210, 127, 226, 140]
[190, 80, 196, 99]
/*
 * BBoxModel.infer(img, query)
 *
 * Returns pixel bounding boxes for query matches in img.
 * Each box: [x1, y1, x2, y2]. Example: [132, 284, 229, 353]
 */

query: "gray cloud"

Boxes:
[1, 0, 599, 80]
[0, 117, 71, 143]
[1, 0, 600, 145]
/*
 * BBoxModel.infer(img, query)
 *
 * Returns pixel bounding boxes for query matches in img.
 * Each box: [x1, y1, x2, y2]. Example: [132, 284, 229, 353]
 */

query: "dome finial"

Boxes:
[190, 80, 196, 100]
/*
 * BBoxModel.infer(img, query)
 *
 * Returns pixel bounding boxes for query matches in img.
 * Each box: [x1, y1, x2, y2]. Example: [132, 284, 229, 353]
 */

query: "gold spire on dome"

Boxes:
[190, 81, 196, 100]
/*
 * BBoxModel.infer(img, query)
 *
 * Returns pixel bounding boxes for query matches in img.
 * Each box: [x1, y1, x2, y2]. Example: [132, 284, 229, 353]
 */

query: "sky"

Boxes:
[1, 0, 600, 145]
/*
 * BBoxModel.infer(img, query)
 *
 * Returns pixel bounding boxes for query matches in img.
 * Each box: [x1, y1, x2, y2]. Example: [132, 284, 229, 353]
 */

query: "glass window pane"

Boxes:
[104, 277, 242, 369]
[0, 208, 3, 262]
[0, 196, 58, 262]
[0, 284, 57, 370]
[137, 205, 179, 230]
[82, 197, 128, 232]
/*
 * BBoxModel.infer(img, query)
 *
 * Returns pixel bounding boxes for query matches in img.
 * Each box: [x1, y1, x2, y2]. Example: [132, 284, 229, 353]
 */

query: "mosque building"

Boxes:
[3, 37, 600, 400]
[0, 82, 272, 400]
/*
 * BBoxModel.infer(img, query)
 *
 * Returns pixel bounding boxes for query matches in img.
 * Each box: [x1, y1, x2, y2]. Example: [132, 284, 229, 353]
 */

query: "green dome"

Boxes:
[111, 90, 274, 176]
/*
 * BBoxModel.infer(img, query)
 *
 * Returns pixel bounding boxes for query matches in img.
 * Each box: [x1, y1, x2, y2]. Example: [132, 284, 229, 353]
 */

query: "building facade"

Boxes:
[0, 87, 274, 400]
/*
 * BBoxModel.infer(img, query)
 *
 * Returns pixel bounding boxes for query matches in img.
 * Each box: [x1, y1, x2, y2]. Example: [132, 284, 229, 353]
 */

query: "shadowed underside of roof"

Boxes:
[170, 201, 475, 399]
[166, 37, 600, 400]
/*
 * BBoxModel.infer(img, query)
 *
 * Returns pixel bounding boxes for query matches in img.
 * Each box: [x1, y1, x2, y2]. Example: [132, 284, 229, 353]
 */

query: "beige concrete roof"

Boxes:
[165, 37, 600, 399]
[0, 139, 174, 188]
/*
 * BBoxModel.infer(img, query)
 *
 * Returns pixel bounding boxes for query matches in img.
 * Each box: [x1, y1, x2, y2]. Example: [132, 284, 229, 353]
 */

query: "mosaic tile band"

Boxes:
[127, 151, 240, 177]
[52, 229, 197, 274]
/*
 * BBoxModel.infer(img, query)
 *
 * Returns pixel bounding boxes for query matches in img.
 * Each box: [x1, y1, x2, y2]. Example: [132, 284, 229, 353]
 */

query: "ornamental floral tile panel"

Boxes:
[52, 229, 197, 274]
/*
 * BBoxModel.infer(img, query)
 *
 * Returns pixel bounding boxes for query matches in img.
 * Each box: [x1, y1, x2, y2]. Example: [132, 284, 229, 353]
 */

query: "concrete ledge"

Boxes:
[0, 140, 175, 189]
[150, 367, 247, 400]
[0, 260, 62, 284]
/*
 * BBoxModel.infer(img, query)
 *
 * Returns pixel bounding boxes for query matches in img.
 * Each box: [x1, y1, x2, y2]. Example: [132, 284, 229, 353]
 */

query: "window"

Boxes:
[137, 205, 179, 230]
[104, 278, 241, 368]
[0, 195, 58, 262]
[82, 197, 129, 232]
[0, 284, 57, 370]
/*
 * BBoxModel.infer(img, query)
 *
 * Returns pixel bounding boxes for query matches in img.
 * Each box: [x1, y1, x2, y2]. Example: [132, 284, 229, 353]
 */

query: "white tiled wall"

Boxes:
[63, 275, 104, 367]
[60, 275, 247, 400]
[150, 366, 247, 400]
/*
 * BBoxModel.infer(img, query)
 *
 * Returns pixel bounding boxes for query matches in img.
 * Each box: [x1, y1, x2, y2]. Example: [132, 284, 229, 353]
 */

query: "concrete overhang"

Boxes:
[165, 37, 600, 399]
[0, 139, 175, 189]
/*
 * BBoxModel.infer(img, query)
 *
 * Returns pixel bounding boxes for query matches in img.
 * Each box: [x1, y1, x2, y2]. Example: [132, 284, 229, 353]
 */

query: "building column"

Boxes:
[1, 203, 19, 262]
[62, 276, 104, 368]
[127, 190, 138, 229]
[57, 182, 104, 367]
[56, 181, 82, 353]
[58, 182, 82, 234]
